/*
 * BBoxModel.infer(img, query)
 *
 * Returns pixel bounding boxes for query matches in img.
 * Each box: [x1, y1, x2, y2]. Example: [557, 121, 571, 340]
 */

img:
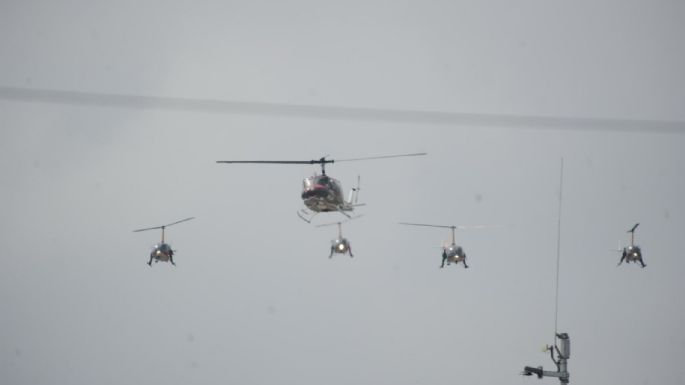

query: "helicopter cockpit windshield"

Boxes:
[315, 175, 331, 186]
[157, 243, 172, 253]
[302, 175, 339, 199]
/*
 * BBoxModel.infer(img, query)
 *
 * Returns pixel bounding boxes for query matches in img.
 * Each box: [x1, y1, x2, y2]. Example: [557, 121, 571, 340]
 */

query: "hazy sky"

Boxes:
[1, 2, 684, 385]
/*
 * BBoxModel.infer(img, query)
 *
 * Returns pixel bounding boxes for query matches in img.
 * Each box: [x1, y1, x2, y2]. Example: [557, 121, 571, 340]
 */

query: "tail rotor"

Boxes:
[353, 175, 361, 204]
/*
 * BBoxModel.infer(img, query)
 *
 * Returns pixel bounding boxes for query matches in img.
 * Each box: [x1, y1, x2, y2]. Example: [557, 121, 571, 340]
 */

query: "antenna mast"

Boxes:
[554, 158, 563, 340]
[522, 159, 570, 384]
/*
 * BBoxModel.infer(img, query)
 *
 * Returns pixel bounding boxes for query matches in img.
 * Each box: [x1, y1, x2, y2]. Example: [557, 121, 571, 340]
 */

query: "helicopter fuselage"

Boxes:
[332, 238, 351, 254]
[622, 245, 642, 263]
[330, 237, 353, 258]
[301, 175, 352, 213]
[150, 242, 174, 262]
[444, 244, 466, 264]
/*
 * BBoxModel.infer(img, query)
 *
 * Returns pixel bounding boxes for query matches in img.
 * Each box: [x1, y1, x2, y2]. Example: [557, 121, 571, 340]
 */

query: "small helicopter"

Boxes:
[400, 222, 489, 269]
[133, 217, 195, 266]
[316, 216, 362, 258]
[217, 153, 426, 223]
[616, 223, 646, 268]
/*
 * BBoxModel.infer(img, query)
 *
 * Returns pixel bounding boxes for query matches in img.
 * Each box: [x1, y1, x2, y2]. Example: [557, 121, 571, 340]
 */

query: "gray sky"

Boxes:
[1, 1, 684, 385]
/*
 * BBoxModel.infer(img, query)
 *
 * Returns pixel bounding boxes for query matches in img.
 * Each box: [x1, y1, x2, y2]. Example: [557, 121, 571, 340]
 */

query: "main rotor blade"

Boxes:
[217, 154, 424, 165]
[628, 223, 640, 232]
[132, 225, 163, 232]
[336, 152, 427, 162]
[133, 217, 195, 232]
[217, 160, 331, 165]
[164, 217, 195, 227]
[399, 222, 455, 229]
[399, 222, 495, 229]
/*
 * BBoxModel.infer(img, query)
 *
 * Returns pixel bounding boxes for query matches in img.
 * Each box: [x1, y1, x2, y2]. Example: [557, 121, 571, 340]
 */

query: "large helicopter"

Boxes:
[133, 217, 195, 266]
[217, 153, 426, 223]
[316, 216, 362, 258]
[399, 222, 490, 269]
[616, 223, 646, 268]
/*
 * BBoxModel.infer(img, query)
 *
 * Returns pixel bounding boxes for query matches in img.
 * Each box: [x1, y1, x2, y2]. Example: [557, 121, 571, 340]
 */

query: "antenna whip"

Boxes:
[554, 158, 564, 342]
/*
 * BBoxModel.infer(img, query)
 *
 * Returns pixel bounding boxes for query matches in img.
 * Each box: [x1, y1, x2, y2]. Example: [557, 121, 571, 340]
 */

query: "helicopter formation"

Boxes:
[126, 150, 652, 385]
[132, 153, 647, 270]
[134, 152, 425, 266]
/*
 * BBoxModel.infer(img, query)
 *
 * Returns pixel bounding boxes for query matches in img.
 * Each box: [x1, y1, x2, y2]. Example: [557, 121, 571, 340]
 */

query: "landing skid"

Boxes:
[297, 207, 356, 224]
[336, 207, 352, 219]
[297, 209, 318, 223]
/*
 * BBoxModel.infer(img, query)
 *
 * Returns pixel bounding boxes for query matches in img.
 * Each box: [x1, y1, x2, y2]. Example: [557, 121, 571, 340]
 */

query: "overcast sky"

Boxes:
[1, 2, 684, 385]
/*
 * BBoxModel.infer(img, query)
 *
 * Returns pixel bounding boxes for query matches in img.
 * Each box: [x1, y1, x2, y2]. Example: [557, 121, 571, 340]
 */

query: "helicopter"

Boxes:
[616, 223, 646, 268]
[217, 153, 426, 223]
[316, 216, 362, 258]
[133, 217, 195, 266]
[399, 222, 490, 269]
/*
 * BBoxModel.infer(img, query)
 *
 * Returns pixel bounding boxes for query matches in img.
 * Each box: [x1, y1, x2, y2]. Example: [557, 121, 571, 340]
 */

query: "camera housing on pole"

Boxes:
[522, 333, 570, 384]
